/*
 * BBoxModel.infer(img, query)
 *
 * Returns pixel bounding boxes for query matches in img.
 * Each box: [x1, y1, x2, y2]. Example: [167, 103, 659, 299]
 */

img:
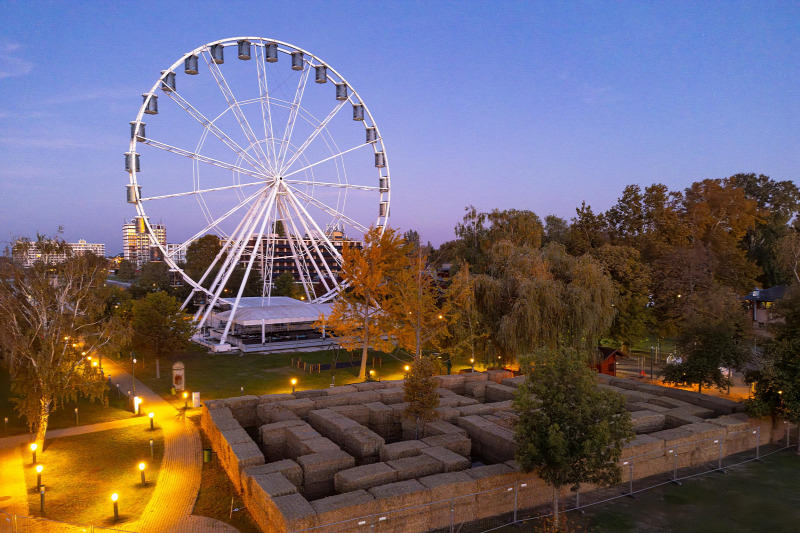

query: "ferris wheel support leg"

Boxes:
[219, 189, 278, 345]
[282, 187, 342, 278]
[280, 193, 330, 296]
[276, 199, 314, 301]
[282, 192, 337, 292]
[196, 189, 273, 333]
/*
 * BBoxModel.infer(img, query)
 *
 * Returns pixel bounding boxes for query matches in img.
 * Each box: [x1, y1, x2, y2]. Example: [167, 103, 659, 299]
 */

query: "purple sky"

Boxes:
[1, 1, 798, 255]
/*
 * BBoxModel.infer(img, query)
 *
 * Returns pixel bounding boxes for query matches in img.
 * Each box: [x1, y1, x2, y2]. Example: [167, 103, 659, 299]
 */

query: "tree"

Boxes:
[390, 250, 450, 360]
[514, 348, 633, 528]
[442, 264, 486, 366]
[185, 234, 223, 281]
[318, 227, 409, 379]
[116, 259, 136, 280]
[0, 237, 129, 447]
[662, 288, 751, 393]
[273, 272, 301, 298]
[403, 356, 440, 439]
[543, 215, 569, 246]
[778, 230, 800, 284]
[131, 291, 193, 358]
[130, 261, 171, 298]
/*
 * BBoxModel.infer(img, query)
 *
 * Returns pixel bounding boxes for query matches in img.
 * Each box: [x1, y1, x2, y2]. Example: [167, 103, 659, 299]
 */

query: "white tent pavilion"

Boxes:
[205, 297, 335, 352]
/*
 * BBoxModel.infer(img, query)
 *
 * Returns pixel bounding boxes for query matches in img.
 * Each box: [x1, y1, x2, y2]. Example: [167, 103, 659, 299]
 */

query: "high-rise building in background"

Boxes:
[122, 218, 166, 268]
[13, 239, 106, 267]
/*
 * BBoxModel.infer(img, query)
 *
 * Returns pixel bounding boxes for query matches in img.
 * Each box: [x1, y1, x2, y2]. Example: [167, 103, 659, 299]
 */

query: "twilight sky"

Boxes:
[1, 1, 798, 255]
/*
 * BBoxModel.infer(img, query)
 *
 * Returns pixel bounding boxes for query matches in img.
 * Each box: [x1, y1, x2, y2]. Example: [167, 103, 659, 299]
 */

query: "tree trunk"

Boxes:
[552, 486, 560, 529]
[698, 382, 702, 393]
[359, 308, 369, 380]
[35, 399, 51, 450]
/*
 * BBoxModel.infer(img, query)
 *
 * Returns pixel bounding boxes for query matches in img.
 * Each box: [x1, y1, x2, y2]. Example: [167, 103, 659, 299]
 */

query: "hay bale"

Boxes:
[418, 472, 477, 527]
[368, 480, 432, 532]
[348, 391, 382, 405]
[421, 433, 472, 457]
[708, 413, 750, 434]
[489, 400, 514, 412]
[312, 394, 353, 409]
[485, 383, 516, 403]
[326, 385, 359, 396]
[463, 372, 489, 384]
[486, 369, 514, 384]
[310, 489, 376, 519]
[223, 395, 262, 427]
[365, 402, 394, 426]
[378, 388, 405, 404]
[387, 453, 443, 480]
[279, 398, 316, 419]
[340, 426, 384, 462]
[465, 463, 515, 480]
[649, 427, 696, 449]
[420, 446, 470, 472]
[621, 434, 664, 459]
[334, 462, 398, 493]
[294, 389, 327, 400]
[436, 387, 457, 397]
[272, 492, 316, 525]
[271, 409, 302, 423]
[665, 411, 706, 428]
[259, 420, 307, 461]
[465, 381, 487, 400]
[434, 406, 460, 423]
[221, 427, 253, 446]
[631, 410, 666, 434]
[330, 404, 370, 425]
[228, 441, 265, 491]
[437, 397, 461, 408]
[380, 440, 429, 461]
[457, 403, 497, 417]
[243, 459, 303, 487]
[308, 409, 346, 440]
[381, 379, 405, 388]
[252, 472, 298, 498]
[478, 424, 517, 464]
[424, 419, 467, 436]
[351, 381, 388, 392]
[298, 450, 356, 500]
[500, 376, 526, 389]
[258, 393, 296, 404]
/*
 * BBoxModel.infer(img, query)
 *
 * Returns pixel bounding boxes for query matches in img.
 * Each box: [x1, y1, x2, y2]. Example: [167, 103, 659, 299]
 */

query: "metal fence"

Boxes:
[291, 424, 799, 533]
[0, 510, 136, 533]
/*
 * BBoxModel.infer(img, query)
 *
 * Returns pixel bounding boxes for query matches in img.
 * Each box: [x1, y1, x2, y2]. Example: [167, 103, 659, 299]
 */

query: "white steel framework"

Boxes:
[126, 37, 390, 348]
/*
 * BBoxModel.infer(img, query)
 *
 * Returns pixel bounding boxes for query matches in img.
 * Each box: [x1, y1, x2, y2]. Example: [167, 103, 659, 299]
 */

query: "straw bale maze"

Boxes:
[201, 370, 769, 533]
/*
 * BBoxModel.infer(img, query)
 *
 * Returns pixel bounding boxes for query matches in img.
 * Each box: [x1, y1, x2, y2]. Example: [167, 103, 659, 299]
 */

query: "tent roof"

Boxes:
[216, 297, 333, 326]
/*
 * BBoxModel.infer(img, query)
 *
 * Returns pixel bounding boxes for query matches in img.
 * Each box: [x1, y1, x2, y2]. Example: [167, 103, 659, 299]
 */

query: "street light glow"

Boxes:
[30, 443, 37, 452]
[404, 365, 410, 372]
[36, 464, 43, 474]
[291, 378, 297, 385]
[148, 412, 154, 419]
[138, 462, 145, 471]
[111, 493, 118, 502]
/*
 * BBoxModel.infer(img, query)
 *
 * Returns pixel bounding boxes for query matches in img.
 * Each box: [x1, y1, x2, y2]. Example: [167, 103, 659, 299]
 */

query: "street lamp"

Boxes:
[148, 412, 154, 430]
[30, 443, 37, 464]
[139, 462, 146, 485]
[291, 378, 297, 394]
[470, 358, 475, 372]
[130, 352, 137, 396]
[133, 396, 142, 415]
[36, 464, 43, 490]
[111, 493, 119, 522]
[183, 391, 188, 409]
[404, 365, 410, 373]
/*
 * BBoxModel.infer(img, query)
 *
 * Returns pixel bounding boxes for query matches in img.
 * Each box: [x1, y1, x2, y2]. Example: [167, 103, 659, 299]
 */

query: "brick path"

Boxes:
[0, 357, 239, 533]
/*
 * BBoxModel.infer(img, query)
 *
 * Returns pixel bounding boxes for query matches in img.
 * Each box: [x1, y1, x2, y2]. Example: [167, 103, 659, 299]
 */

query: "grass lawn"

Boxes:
[509, 451, 800, 532]
[23, 424, 164, 528]
[191, 414, 261, 533]
[1, 369, 135, 437]
[133, 345, 481, 404]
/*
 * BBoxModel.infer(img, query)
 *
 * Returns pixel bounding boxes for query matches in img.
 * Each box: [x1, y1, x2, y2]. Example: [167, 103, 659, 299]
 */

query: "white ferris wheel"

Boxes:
[125, 37, 390, 344]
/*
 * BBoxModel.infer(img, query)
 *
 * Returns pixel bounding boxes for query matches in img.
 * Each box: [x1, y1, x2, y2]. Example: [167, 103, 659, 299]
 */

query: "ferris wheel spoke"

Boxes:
[140, 137, 266, 181]
[165, 90, 268, 175]
[280, 196, 332, 295]
[140, 181, 265, 202]
[282, 190, 339, 289]
[277, 199, 314, 300]
[202, 51, 275, 175]
[255, 44, 278, 173]
[282, 185, 344, 268]
[288, 185, 369, 234]
[283, 178, 377, 191]
[281, 142, 371, 180]
[276, 64, 311, 172]
[168, 187, 263, 261]
[280, 99, 346, 174]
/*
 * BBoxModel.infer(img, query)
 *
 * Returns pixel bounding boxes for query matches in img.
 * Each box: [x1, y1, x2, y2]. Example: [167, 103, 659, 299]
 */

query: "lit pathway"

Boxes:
[102, 357, 238, 533]
[0, 358, 237, 532]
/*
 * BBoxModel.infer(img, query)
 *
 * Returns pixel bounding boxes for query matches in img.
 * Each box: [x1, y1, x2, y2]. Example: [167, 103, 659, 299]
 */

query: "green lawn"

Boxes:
[23, 424, 164, 528]
[510, 451, 800, 532]
[132, 345, 477, 403]
[0, 369, 135, 437]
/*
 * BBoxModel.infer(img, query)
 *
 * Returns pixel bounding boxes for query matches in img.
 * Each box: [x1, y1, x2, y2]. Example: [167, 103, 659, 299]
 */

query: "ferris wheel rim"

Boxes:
[126, 36, 390, 306]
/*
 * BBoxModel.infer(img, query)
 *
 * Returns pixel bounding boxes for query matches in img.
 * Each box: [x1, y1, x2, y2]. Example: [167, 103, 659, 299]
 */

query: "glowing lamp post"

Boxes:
[183, 392, 188, 409]
[470, 358, 475, 372]
[133, 396, 142, 416]
[30, 443, 37, 464]
[111, 493, 119, 522]
[148, 412, 155, 430]
[36, 464, 43, 490]
[404, 365, 410, 373]
[291, 378, 297, 394]
[139, 462, 146, 485]
[369, 370, 375, 381]
[74, 407, 79, 425]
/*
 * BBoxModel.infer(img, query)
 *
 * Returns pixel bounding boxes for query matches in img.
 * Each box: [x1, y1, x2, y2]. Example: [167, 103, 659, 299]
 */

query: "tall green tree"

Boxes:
[273, 272, 302, 298]
[131, 291, 193, 358]
[130, 260, 171, 298]
[662, 288, 751, 392]
[514, 348, 633, 528]
[116, 259, 136, 280]
[185, 234, 223, 281]
[0, 237, 129, 447]
[442, 264, 486, 366]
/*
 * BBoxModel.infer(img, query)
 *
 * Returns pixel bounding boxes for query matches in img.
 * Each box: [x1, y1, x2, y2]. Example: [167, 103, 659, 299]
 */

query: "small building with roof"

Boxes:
[742, 286, 789, 329]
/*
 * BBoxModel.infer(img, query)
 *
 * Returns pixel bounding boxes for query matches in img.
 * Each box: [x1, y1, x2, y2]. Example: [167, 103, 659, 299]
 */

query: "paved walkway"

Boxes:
[0, 357, 238, 533]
